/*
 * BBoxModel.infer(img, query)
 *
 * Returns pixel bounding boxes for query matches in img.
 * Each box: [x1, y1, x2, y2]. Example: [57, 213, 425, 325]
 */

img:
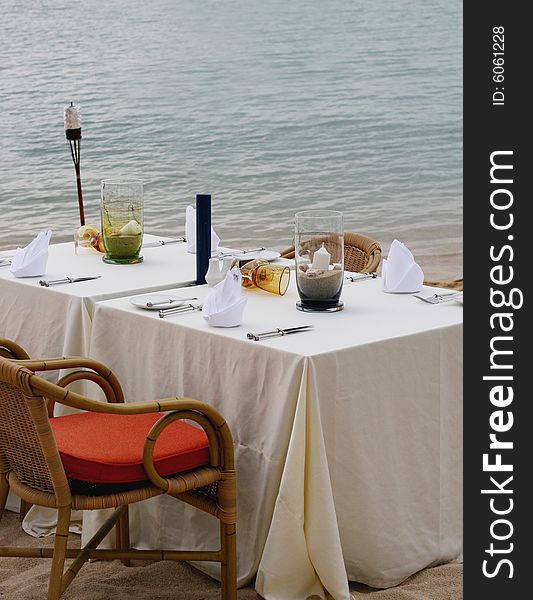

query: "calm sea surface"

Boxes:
[0, 0, 462, 279]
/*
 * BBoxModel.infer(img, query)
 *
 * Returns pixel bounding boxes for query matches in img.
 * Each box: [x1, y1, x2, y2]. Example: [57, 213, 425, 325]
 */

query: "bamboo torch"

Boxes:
[64, 102, 85, 226]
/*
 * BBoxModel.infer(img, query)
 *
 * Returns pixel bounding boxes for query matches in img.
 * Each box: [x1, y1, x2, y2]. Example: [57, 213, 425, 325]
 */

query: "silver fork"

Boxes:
[238, 246, 266, 255]
[146, 297, 198, 307]
[0, 256, 12, 268]
[158, 303, 203, 318]
[220, 247, 266, 257]
[412, 292, 462, 304]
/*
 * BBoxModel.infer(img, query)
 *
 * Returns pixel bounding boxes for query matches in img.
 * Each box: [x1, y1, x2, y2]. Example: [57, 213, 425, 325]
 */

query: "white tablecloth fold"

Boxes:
[256, 361, 350, 600]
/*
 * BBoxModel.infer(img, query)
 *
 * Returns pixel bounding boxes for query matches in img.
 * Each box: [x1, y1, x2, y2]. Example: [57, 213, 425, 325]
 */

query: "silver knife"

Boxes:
[143, 238, 186, 248]
[246, 325, 313, 341]
[345, 272, 377, 282]
[39, 276, 102, 287]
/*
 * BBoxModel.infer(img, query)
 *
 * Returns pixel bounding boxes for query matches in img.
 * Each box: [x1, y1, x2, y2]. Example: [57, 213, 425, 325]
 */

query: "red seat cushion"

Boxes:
[50, 412, 209, 484]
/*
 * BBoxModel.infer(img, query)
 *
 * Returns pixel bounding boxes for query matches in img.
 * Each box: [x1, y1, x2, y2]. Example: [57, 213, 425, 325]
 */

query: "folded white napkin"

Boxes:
[382, 239, 424, 293]
[10, 229, 52, 278]
[185, 205, 220, 254]
[202, 266, 247, 327]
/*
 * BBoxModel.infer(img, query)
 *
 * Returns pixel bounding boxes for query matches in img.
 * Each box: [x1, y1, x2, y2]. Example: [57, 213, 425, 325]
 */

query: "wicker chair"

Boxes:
[280, 232, 382, 273]
[0, 350, 236, 600]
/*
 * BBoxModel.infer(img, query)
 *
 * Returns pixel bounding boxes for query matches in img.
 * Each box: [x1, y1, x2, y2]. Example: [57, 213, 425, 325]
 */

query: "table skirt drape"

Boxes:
[79, 299, 462, 600]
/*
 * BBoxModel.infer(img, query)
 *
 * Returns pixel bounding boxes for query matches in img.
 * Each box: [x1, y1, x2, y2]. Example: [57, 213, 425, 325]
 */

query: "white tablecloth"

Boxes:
[83, 277, 462, 600]
[0, 235, 200, 360]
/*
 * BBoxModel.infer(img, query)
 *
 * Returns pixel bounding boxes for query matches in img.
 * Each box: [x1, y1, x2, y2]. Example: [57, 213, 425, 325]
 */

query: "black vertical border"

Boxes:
[464, 2, 530, 597]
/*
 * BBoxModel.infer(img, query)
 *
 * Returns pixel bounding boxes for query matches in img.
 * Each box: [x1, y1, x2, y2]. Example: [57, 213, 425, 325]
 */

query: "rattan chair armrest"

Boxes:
[279, 246, 295, 259]
[17, 357, 125, 408]
[29, 376, 227, 426]
[142, 409, 228, 491]
[365, 249, 382, 274]
[148, 400, 234, 469]
[0, 338, 30, 360]
[17, 357, 120, 383]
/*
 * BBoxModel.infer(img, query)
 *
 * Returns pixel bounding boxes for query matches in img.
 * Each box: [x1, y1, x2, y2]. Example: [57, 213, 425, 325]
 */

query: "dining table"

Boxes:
[0, 234, 241, 360]
[74, 274, 463, 600]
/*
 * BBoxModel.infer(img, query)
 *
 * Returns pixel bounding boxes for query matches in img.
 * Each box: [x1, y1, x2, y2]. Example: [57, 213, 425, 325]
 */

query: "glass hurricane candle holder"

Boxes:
[295, 210, 344, 312]
[101, 178, 144, 264]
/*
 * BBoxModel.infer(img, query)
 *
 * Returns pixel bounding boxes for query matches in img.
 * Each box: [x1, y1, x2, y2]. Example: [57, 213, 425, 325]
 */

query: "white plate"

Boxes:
[454, 293, 463, 305]
[229, 249, 281, 262]
[130, 294, 189, 311]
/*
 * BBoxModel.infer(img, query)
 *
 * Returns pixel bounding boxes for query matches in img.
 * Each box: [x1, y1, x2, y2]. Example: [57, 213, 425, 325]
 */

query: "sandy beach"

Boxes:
[425, 277, 463, 291]
[0, 511, 461, 599]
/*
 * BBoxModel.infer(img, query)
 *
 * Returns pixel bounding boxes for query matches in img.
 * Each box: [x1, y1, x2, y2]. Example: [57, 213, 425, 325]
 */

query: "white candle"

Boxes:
[311, 242, 331, 270]
[64, 104, 81, 130]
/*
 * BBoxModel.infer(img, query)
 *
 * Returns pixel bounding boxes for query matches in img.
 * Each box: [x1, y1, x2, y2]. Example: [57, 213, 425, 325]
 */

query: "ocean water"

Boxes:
[0, 0, 462, 280]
